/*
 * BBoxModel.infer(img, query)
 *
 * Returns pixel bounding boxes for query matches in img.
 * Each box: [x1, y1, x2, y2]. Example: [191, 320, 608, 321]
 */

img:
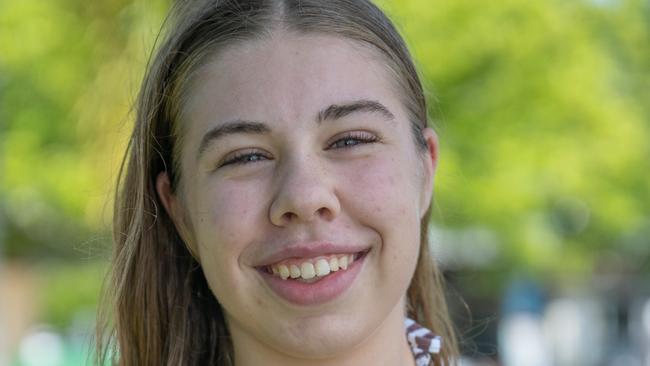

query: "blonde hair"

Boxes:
[96, 1, 458, 365]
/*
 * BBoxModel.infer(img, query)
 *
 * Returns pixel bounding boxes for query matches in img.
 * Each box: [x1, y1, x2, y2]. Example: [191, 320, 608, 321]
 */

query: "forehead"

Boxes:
[180, 31, 404, 139]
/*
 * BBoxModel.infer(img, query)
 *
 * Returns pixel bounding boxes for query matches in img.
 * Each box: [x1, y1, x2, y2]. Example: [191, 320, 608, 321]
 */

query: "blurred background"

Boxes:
[0, 0, 648, 365]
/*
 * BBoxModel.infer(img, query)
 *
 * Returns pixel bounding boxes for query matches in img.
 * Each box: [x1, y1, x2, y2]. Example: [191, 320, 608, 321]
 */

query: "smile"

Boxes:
[266, 252, 364, 282]
[258, 249, 370, 306]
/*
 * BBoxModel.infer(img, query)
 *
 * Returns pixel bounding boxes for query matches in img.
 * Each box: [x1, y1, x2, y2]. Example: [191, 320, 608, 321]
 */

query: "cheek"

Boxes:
[195, 182, 263, 241]
[190, 182, 265, 285]
[341, 154, 418, 220]
[341, 155, 422, 270]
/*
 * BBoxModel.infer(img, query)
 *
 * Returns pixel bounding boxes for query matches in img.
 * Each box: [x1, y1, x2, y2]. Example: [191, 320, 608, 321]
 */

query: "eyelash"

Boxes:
[219, 149, 271, 167]
[328, 131, 379, 149]
[219, 131, 379, 168]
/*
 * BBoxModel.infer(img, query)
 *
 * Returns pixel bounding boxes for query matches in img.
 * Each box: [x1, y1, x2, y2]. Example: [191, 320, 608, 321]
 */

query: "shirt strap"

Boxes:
[404, 317, 442, 366]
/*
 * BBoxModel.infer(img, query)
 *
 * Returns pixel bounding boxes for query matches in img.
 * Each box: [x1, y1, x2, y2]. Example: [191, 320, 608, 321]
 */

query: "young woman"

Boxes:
[96, 0, 459, 365]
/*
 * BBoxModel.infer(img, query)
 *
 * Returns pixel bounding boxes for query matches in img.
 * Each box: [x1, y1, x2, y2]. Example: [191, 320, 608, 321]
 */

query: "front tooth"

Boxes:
[329, 257, 339, 271]
[289, 264, 301, 279]
[339, 256, 348, 270]
[315, 259, 331, 276]
[300, 262, 316, 279]
[278, 265, 290, 280]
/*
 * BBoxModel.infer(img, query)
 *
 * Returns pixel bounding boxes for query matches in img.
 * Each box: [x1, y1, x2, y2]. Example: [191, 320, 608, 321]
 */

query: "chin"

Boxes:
[270, 315, 371, 359]
[279, 330, 364, 360]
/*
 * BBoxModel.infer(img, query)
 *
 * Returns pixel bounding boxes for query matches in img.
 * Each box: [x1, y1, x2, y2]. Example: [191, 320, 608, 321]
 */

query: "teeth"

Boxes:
[269, 252, 363, 281]
[289, 264, 301, 279]
[329, 257, 339, 271]
[339, 256, 348, 270]
[300, 262, 316, 279]
[278, 265, 290, 280]
[315, 259, 331, 276]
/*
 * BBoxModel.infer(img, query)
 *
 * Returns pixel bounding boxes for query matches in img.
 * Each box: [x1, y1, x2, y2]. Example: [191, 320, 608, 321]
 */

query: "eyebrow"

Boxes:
[197, 120, 270, 159]
[196, 99, 395, 161]
[317, 99, 395, 123]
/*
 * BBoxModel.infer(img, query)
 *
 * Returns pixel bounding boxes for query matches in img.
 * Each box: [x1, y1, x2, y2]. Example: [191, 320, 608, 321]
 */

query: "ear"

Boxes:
[419, 127, 439, 218]
[156, 172, 199, 260]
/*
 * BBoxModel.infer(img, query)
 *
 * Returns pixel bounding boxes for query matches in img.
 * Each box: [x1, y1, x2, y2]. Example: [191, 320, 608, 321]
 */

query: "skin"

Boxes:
[156, 31, 439, 366]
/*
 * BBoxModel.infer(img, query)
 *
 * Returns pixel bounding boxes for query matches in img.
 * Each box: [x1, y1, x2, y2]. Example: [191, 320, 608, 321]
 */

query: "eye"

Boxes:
[218, 149, 271, 168]
[328, 131, 379, 149]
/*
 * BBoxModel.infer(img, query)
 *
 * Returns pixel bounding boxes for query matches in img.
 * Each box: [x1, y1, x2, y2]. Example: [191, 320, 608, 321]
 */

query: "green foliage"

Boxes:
[35, 261, 108, 328]
[0, 0, 170, 257]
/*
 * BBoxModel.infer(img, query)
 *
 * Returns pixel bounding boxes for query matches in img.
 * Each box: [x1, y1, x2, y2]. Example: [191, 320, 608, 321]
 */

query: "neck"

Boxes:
[231, 299, 416, 366]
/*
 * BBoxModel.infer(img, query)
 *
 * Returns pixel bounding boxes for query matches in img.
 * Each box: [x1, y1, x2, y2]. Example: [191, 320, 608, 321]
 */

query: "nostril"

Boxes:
[277, 212, 298, 226]
[316, 207, 337, 222]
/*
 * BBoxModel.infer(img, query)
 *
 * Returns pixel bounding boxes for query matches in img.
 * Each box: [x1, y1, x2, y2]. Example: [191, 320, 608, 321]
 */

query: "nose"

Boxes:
[269, 154, 341, 227]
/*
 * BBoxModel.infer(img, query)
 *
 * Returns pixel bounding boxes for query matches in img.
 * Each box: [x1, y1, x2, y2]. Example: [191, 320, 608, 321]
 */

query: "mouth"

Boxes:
[261, 249, 370, 283]
[256, 249, 370, 306]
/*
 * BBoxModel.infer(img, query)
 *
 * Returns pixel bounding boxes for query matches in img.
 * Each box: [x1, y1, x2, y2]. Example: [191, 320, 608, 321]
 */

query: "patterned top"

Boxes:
[405, 318, 442, 366]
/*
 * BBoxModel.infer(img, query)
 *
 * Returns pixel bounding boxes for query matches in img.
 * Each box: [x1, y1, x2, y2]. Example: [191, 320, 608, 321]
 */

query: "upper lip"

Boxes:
[255, 241, 369, 267]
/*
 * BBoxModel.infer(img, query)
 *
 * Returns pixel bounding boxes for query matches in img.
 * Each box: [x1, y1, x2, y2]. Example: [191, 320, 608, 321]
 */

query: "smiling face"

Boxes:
[157, 31, 438, 363]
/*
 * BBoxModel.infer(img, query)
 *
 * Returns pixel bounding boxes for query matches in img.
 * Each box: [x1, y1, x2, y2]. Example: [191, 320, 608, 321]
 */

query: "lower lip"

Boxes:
[258, 252, 367, 306]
